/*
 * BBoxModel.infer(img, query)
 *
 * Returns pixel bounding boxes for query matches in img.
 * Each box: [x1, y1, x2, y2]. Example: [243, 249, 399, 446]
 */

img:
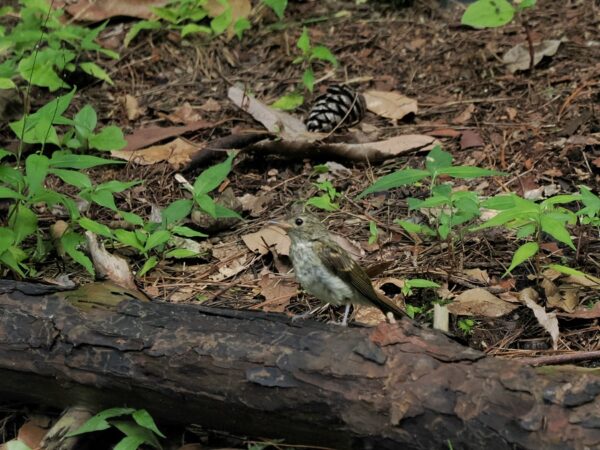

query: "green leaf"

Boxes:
[120, 211, 145, 226]
[461, 0, 515, 28]
[49, 151, 122, 169]
[138, 256, 158, 277]
[425, 145, 453, 172]
[111, 420, 162, 449]
[181, 23, 212, 37]
[50, 169, 92, 189]
[263, 0, 287, 19]
[89, 126, 127, 151]
[306, 194, 339, 211]
[515, 223, 536, 239]
[145, 230, 171, 252]
[61, 231, 95, 275]
[18, 52, 69, 91]
[25, 154, 49, 196]
[114, 229, 145, 252]
[132, 409, 165, 438]
[505, 241, 538, 275]
[357, 169, 429, 198]
[211, 8, 232, 35]
[406, 279, 441, 289]
[9, 205, 37, 244]
[540, 216, 575, 249]
[481, 194, 518, 210]
[193, 152, 236, 195]
[165, 248, 199, 258]
[74, 105, 97, 140]
[114, 436, 146, 450]
[171, 225, 206, 238]
[0, 228, 15, 255]
[0, 187, 24, 200]
[79, 62, 114, 85]
[6, 441, 32, 450]
[438, 166, 506, 179]
[517, 0, 536, 9]
[271, 92, 304, 110]
[214, 203, 242, 219]
[161, 199, 193, 225]
[68, 408, 136, 437]
[0, 166, 24, 189]
[233, 18, 251, 39]
[368, 220, 378, 245]
[0, 245, 28, 277]
[124, 20, 161, 47]
[395, 219, 434, 236]
[0, 77, 16, 89]
[474, 207, 537, 230]
[310, 45, 337, 66]
[302, 67, 314, 92]
[0, 148, 13, 161]
[78, 217, 113, 238]
[297, 27, 311, 54]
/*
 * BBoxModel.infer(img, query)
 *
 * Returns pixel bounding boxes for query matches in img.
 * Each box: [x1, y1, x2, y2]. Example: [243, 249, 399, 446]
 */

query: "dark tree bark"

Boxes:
[0, 280, 599, 450]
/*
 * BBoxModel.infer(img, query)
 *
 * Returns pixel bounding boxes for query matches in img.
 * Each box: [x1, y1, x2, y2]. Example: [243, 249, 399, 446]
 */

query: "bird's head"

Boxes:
[271, 214, 328, 241]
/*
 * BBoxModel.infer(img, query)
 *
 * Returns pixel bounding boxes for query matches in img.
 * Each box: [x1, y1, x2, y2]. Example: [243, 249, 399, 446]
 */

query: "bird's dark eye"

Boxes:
[295, 217, 304, 226]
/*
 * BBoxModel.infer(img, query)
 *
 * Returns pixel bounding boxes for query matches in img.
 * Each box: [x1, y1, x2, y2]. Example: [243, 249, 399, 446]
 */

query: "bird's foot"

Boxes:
[290, 311, 313, 323]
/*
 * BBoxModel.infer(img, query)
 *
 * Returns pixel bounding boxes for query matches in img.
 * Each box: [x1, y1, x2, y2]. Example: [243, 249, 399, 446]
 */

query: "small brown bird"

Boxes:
[273, 214, 407, 325]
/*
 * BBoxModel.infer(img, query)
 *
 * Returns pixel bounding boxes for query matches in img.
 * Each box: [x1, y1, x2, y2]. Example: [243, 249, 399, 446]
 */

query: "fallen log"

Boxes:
[0, 280, 598, 450]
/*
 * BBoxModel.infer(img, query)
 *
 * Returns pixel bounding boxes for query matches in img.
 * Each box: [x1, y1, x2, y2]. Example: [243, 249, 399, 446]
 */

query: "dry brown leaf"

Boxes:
[199, 98, 222, 112]
[210, 242, 248, 281]
[239, 192, 275, 217]
[164, 102, 202, 124]
[252, 273, 297, 312]
[121, 120, 214, 153]
[112, 137, 204, 169]
[503, 40, 562, 73]
[506, 107, 518, 120]
[448, 288, 518, 317]
[65, 0, 169, 20]
[354, 305, 386, 326]
[558, 302, 600, 319]
[452, 104, 475, 124]
[242, 226, 290, 256]
[460, 130, 484, 149]
[85, 232, 137, 290]
[519, 287, 559, 350]
[363, 90, 418, 120]
[122, 94, 142, 121]
[228, 86, 308, 140]
[462, 268, 490, 284]
[427, 128, 462, 138]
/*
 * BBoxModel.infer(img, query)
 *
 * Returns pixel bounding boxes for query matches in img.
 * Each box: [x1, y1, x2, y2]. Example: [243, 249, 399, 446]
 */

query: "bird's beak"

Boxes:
[269, 220, 292, 231]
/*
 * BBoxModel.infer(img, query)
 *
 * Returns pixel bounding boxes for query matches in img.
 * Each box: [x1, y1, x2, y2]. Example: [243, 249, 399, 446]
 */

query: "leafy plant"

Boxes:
[306, 180, 340, 211]
[368, 220, 378, 245]
[0, 0, 118, 91]
[272, 27, 338, 110]
[458, 318, 475, 335]
[461, 0, 536, 29]
[475, 193, 579, 275]
[401, 278, 440, 297]
[68, 407, 165, 450]
[294, 27, 337, 92]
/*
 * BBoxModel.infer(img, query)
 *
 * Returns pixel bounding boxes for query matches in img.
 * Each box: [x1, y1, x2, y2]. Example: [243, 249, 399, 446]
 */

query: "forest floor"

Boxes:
[1, 0, 600, 448]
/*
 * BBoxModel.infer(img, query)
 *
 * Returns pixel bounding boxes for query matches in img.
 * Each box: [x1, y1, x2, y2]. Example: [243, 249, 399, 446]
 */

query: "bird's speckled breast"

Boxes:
[289, 239, 353, 306]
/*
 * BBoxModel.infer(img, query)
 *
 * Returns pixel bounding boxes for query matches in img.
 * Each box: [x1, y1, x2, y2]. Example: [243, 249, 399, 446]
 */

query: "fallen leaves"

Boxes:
[252, 273, 297, 312]
[112, 137, 204, 168]
[520, 287, 559, 350]
[503, 40, 562, 73]
[448, 288, 518, 318]
[242, 226, 290, 256]
[363, 90, 418, 120]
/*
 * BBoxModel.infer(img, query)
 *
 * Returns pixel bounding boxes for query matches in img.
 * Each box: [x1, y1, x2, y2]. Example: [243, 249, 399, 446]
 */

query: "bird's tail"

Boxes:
[374, 292, 409, 319]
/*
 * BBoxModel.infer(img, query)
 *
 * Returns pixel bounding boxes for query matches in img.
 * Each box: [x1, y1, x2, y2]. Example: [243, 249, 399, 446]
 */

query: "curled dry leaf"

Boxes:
[121, 120, 214, 153]
[199, 98, 221, 112]
[503, 40, 562, 73]
[242, 226, 290, 256]
[122, 94, 142, 121]
[363, 90, 418, 120]
[85, 232, 137, 290]
[354, 305, 387, 326]
[164, 102, 202, 124]
[451, 104, 475, 125]
[252, 273, 298, 312]
[65, 0, 169, 20]
[519, 287, 559, 350]
[447, 288, 518, 317]
[112, 137, 204, 169]
[209, 242, 248, 281]
[461, 268, 490, 285]
[239, 192, 275, 217]
[228, 85, 308, 140]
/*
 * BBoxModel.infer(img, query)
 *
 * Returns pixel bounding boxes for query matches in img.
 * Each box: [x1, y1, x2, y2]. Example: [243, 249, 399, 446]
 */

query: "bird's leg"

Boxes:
[340, 303, 351, 327]
[291, 303, 329, 323]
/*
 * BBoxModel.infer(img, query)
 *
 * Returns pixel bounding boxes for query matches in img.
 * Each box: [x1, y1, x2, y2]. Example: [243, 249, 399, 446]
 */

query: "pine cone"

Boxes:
[305, 85, 366, 133]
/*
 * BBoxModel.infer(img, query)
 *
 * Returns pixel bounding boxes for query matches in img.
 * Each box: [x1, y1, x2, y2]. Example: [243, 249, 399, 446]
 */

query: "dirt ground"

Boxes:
[1, 0, 600, 445]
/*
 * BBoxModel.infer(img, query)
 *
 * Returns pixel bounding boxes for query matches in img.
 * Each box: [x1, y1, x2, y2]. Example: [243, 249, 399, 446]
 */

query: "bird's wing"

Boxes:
[317, 239, 406, 318]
